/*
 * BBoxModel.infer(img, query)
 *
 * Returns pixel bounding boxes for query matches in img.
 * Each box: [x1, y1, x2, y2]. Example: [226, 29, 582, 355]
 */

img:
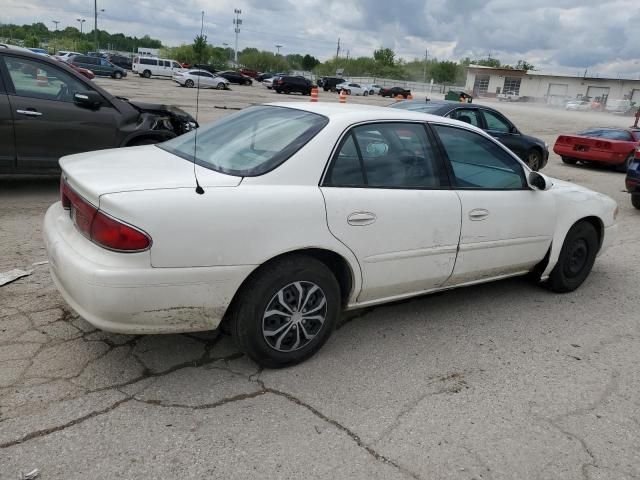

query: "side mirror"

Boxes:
[73, 91, 103, 110]
[529, 171, 551, 191]
[510, 125, 520, 134]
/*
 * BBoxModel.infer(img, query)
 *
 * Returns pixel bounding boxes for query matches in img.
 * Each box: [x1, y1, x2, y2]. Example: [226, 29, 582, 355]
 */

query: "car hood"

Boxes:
[60, 145, 241, 206]
[126, 100, 196, 123]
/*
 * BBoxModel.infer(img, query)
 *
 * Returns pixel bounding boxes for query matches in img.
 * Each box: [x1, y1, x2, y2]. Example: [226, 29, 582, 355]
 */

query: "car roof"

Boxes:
[392, 100, 493, 113]
[266, 102, 475, 128]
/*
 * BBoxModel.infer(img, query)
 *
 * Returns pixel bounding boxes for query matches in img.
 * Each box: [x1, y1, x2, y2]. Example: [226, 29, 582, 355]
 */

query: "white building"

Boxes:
[465, 65, 640, 105]
[137, 47, 160, 57]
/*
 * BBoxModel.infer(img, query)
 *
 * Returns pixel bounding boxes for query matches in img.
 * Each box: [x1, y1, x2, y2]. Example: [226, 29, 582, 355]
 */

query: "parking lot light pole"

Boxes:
[77, 18, 85, 35]
[233, 9, 242, 66]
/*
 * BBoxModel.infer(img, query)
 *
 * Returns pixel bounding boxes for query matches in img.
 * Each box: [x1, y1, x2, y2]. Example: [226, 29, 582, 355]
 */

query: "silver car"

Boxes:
[173, 69, 229, 89]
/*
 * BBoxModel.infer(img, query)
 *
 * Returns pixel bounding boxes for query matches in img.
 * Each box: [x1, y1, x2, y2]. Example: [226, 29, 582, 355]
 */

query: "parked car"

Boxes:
[192, 63, 218, 74]
[0, 46, 197, 174]
[274, 75, 312, 95]
[173, 69, 229, 89]
[626, 148, 640, 209]
[56, 51, 82, 62]
[28, 48, 48, 56]
[379, 86, 411, 98]
[390, 100, 549, 170]
[107, 54, 133, 70]
[565, 99, 590, 111]
[69, 55, 127, 79]
[366, 84, 382, 95]
[216, 71, 253, 85]
[239, 68, 259, 78]
[262, 76, 278, 89]
[318, 76, 344, 92]
[44, 102, 617, 367]
[336, 82, 368, 96]
[497, 90, 519, 102]
[554, 127, 640, 172]
[257, 72, 274, 82]
[132, 56, 184, 78]
[605, 99, 636, 115]
[67, 62, 96, 80]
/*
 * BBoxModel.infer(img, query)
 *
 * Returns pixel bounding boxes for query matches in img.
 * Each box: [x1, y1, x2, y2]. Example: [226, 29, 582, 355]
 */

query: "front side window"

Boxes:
[326, 123, 446, 189]
[433, 125, 526, 190]
[3, 56, 87, 103]
[172, 62, 181, 68]
[163, 61, 170, 67]
[482, 110, 512, 133]
[160, 106, 328, 176]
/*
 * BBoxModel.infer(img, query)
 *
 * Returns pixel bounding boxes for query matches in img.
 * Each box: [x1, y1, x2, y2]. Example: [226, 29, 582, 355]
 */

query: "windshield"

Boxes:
[159, 106, 328, 176]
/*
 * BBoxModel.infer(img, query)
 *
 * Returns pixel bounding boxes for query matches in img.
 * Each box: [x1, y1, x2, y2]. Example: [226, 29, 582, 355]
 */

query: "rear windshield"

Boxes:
[159, 106, 328, 176]
[578, 129, 632, 141]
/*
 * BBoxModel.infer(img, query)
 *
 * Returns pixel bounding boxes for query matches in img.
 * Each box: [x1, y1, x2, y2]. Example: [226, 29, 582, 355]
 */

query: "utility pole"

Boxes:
[346, 50, 349, 61]
[336, 37, 340, 59]
[233, 8, 242, 65]
[94, 0, 98, 50]
[423, 49, 428, 83]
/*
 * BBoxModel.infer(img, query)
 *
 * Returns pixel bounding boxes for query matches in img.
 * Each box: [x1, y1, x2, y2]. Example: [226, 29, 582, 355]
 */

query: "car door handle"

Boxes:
[347, 212, 377, 226]
[469, 208, 490, 221]
[16, 109, 42, 117]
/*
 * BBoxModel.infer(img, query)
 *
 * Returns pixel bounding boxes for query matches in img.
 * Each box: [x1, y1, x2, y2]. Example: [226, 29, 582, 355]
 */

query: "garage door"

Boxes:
[586, 86, 610, 100]
[631, 89, 640, 105]
[547, 84, 568, 96]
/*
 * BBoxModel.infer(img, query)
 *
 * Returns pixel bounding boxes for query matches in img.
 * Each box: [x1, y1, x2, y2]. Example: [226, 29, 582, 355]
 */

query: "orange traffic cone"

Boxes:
[36, 69, 48, 86]
[310, 87, 318, 102]
[407, 94, 413, 100]
[395, 94, 403, 101]
[339, 90, 347, 103]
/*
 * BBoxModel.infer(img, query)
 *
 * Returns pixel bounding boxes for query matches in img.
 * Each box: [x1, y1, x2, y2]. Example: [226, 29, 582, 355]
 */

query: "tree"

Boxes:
[373, 47, 395, 67]
[24, 35, 39, 48]
[193, 34, 207, 62]
[301, 54, 320, 71]
[515, 60, 535, 71]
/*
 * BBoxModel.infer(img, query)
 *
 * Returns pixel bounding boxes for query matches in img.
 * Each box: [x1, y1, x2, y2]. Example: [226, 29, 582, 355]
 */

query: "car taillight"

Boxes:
[594, 141, 611, 149]
[60, 177, 151, 252]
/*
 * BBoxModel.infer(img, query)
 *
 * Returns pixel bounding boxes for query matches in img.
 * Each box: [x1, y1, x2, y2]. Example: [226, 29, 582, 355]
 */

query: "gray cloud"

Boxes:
[3, 0, 640, 76]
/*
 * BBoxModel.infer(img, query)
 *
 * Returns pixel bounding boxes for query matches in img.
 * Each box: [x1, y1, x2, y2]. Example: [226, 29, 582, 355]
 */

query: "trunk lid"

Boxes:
[60, 145, 241, 206]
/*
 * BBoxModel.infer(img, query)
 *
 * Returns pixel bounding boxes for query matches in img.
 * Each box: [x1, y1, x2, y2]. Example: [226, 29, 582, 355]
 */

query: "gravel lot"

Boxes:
[1, 75, 639, 480]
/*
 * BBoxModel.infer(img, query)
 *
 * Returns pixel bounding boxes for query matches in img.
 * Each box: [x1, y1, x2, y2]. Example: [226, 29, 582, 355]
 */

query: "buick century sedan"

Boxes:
[44, 103, 618, 367]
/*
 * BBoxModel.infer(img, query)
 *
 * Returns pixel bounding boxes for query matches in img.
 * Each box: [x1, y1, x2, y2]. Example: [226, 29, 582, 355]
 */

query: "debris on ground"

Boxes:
[20, 468, 40, 480]
[0, 269, 33, 287]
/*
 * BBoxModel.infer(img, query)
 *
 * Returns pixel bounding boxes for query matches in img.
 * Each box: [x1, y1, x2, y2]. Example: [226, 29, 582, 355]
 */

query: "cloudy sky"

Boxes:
[3, 0, 640, 77]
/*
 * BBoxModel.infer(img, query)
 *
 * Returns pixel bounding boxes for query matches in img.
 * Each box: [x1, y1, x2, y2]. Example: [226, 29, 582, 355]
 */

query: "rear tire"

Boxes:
[113, 71, 123, 79]
[526, 149, 542, 171]
[632, 194, 640, 210]
[363, 91, 368, 96]
[217, 82, 226, 90]
[562, 156, 577, 165]
[228, 255, 341, 368]
[546, 221, 598, 293]
[142, 70, 151, 79]
[185, 79, 194, 88]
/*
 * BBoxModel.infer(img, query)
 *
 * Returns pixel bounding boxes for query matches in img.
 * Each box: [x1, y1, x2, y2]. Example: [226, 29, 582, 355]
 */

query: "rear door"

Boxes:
[1, 54, 118, 169]
[431, 124, 555, 285]
[321, 121, 461, 303]
[0, 70, 16, 169]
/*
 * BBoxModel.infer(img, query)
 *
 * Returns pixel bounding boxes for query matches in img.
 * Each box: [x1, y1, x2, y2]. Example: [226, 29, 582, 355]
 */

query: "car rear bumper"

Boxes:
[553, 145, 627, 164]
[44, 202, 254, 334]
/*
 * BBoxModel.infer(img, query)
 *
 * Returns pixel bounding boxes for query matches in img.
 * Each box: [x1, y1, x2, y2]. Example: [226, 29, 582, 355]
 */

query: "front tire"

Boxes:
[363, 91, 368, 96]
[546, 221, 599, 293]
[526, 149, 543, 171]
[229, 255, 341, 368]
[632, 194, 640, 210]
[113, 71, 123, 79]
[217, 82, 226, 90]
[185, 79, 194, 88]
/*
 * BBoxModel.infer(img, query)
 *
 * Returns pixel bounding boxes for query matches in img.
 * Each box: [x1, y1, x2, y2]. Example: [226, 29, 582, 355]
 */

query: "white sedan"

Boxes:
[336, 82, 369, 96]
[44, 103, 618, 367]
[173, 69, 229, 89]
[366, 84, 383, 95]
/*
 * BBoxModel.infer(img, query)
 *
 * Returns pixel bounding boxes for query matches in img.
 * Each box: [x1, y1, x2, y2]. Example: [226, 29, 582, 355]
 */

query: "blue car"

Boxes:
[626, 150, 640, 209]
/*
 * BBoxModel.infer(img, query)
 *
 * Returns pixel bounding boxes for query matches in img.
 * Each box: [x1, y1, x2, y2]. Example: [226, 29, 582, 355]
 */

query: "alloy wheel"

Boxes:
[262, 281, 328, 353]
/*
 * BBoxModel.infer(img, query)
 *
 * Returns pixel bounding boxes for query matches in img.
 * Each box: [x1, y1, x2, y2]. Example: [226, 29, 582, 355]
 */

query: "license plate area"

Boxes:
[574, 144, 589, 152]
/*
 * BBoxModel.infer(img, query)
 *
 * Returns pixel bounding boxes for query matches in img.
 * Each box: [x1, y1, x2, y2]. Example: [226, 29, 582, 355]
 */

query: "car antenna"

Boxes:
[192, 11, 205, 195]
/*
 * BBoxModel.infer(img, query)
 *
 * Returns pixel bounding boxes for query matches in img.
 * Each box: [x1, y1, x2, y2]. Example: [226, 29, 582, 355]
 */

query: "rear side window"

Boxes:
[325, 123, 446, 189]
[447, 109, 482, 127]
[433, 125, 526, 190]
[140, 58, 156, 66]
[160, 106, 328, 176]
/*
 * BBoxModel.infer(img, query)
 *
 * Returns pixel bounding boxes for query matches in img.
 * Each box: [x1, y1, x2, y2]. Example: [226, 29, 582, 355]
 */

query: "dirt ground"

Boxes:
[1, 75, 639, 480]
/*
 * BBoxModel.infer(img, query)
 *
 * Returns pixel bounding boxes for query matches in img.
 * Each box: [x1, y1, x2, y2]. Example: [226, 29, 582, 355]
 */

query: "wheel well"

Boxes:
[579, 216, 604, 250]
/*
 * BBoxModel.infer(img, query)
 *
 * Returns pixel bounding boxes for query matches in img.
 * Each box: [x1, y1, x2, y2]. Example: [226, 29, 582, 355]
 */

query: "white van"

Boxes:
[132, 57, 184, 78]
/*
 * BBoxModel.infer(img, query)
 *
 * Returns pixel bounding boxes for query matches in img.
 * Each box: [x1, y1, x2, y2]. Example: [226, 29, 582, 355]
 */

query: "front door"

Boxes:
[321, 122, 461, 303]
[1, 55, 118, 169]
[0, 89, 16, 169]
[431, 124, 555, 285]
[479, 108, 526, 159]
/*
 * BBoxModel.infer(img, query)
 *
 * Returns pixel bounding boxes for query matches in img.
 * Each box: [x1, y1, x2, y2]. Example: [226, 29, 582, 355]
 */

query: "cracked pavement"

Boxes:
[1, 80, 639, 479]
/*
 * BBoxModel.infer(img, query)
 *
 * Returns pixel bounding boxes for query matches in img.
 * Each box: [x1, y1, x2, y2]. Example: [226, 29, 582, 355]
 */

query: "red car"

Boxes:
[68, 63, 95, 80]
[554, 127, 640, 172]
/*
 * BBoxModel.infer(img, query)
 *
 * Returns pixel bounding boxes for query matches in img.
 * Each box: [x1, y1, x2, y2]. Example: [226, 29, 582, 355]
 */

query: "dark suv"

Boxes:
[274, 76, 312, 95]
[626, 148, 640, 209]
[318, 76, 344, 92]
[107, 54, 133, 70]
[69, 55, 127, 79]
[0, 46, 197, 174]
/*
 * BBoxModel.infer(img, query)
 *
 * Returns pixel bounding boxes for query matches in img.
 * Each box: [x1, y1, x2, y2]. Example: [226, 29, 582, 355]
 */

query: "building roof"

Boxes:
[467, 64, 640, 82]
